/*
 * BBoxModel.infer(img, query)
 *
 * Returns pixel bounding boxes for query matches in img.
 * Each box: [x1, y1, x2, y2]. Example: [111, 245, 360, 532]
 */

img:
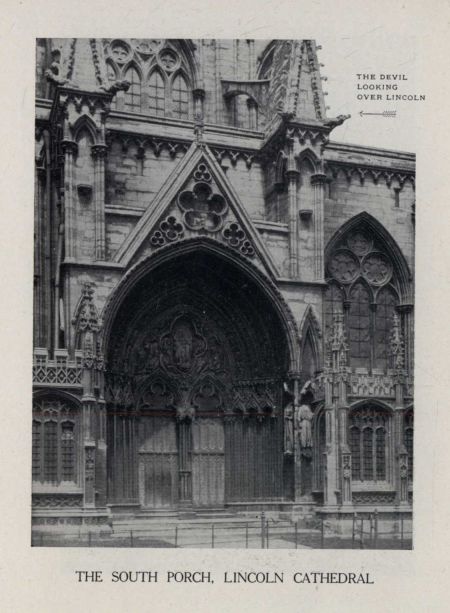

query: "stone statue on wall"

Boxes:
[284, 402, 294, 455]
[296, 403, 313, 449]
[295, 380, 315, 452]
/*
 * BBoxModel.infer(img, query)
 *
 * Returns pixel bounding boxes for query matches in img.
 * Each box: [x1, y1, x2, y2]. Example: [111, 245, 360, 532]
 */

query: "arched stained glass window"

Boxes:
[375, 287, 398, 370]
[349, 425, 361, 480]
[349, 406, 389, 483]
[32, 419, 41, 480]
[325, 225, 402, 372]
[362, 427, 374, 480]
[124, 67, 141, 111]
[375, 427, 387, 480]
[172, 74, 189, 119]
[32, 399, 79, 485]
[348, 282, 371, 368]
[43, 420, 58, 482]
[404, 410, 414, 481]
[148, 71, 165, 116]
[61, 421, 76, 481]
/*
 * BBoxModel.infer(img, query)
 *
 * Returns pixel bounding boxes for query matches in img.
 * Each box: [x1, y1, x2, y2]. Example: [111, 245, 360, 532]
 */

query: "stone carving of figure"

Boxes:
[295, 380, 315, 450]
[284, 402, 294, 455]
[295, 403, 313, 449]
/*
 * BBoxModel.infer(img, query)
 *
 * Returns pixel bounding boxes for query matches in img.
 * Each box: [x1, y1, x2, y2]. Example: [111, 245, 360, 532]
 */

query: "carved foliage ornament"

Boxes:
[72, 284, 99, 333]
[72, 284, 103, 370]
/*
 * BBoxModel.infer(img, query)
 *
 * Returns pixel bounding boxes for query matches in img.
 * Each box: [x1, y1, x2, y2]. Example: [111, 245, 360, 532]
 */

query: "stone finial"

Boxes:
[194, 112, 205, 144]
[390, 312, 405, 371]
[72, 283, 99, 332]
[332, 312, 348, 370]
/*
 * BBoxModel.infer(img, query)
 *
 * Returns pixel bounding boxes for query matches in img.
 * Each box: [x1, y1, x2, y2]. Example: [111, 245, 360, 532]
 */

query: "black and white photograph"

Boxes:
[3, 0, 450, 610]
[32, 37, 416, 549]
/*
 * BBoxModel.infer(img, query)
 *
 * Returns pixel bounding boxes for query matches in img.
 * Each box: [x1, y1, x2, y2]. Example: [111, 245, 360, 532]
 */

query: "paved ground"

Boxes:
[31, 524, 412, 549]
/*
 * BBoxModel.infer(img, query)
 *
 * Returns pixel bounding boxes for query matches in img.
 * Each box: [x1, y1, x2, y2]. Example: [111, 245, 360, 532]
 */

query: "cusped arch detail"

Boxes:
[32, 388, 82, 408]
[297, 148, 320, 173]
[349, 398, 394, 414]
[167, 39, 200, 89]
[100, 237, 300, 373]
[72, 114, 99, 144]
[299, 305, 323, 372]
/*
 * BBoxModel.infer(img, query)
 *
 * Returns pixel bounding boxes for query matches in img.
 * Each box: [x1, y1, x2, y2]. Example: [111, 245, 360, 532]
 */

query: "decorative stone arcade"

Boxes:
[102, 244, 304, 513]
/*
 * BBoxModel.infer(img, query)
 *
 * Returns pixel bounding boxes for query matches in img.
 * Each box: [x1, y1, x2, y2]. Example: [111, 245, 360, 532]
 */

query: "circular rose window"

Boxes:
[328, 250, 359, 283]
[158, 49, 179, 72]
[347, 231, 372, 257]
[361, 252, 392, 285]
[109, 40, 132, 63]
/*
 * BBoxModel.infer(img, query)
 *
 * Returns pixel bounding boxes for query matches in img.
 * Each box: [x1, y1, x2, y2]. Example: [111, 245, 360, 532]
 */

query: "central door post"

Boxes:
[177, 419, 193, 506]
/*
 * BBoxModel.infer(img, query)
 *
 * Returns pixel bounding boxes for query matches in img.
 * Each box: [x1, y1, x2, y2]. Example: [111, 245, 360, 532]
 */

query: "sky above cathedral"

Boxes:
[317, 34, 421, 153]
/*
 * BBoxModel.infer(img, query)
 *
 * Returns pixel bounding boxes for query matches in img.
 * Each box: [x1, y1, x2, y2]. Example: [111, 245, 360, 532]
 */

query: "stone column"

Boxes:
[390, 313, 408, 504]
[193, 88, 205, 120]
[60, 137, 78, 262]
[333, 314, 352, 506]
[247, 98, 258, 130]
[95, 348, 107, 507]
[337, 373, 352, 506]
[286, 158, 300, 279]
[323, 376, 338, 506]
[81, 335, 97, 507]
[177, 419, 193, 506]
[310, 172, 327, 281]
[291, 376, 303, 501]
[91, 144, 107, 261]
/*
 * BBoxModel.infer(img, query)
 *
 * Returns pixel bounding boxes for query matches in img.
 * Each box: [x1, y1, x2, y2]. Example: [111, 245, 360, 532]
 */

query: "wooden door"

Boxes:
[138, 415, 178, 508]
[191, 418, 225, 507]
[225, 416, 283, 501]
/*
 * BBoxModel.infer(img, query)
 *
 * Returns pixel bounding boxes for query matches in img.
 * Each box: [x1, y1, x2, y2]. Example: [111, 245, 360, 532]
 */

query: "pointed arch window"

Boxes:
[124, 66, 141, 111]
[348, 282, 371, 368]
[32, 398, 79, 485]
[172, 73, 189, 119]
[375, 287, 398, 371]
[148, 70, 165, 116]
[404, 410, 414, 481]
[325, 226, 401, 371]
[349, 406, 389, 482]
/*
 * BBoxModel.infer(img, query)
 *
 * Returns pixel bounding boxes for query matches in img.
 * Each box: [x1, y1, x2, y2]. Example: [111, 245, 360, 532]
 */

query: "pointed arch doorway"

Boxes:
[104, 242, 296, 510]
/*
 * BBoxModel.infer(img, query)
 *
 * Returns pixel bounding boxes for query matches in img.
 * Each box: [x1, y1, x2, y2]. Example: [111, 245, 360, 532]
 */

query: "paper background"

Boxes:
[1, 1, 449, 611]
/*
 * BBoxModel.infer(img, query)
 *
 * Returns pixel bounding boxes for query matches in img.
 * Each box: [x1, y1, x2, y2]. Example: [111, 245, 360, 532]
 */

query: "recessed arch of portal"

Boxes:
[106, 249, 290, 413]
[103, 242, 299, 507]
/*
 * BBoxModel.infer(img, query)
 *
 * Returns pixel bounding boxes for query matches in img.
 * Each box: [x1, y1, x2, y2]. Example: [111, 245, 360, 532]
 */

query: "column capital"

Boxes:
[310, 172, 327, 186]
[61, 139, 78, 155]
[286, 167, 300, 180]
[91, 143, 108, 160]
[193, 88, 206, 100]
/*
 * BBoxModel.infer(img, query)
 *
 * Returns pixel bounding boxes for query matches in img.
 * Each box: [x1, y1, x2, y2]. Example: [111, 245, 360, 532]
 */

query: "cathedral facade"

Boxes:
[33, 39, 415, 533]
